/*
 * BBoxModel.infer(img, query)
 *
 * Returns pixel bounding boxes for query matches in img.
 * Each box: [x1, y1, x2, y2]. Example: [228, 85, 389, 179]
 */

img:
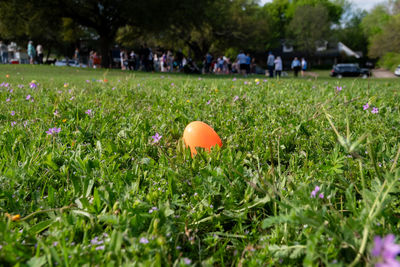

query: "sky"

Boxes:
[259, 0, 385, 11]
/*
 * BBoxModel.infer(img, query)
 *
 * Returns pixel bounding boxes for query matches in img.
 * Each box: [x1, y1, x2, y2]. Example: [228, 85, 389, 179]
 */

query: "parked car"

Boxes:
[330, 63, 371, 78]
[395, 65, 400, 77]
[55, 59, 87, 68]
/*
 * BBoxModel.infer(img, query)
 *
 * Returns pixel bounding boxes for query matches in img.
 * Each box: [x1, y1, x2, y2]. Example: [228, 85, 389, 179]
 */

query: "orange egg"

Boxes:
[183, 121, 222, 156]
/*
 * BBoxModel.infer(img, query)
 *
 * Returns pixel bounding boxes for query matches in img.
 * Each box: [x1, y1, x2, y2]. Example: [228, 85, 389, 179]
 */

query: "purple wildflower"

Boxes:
[85, 109, 92, 116]
[6, 98, 10, 102]
[233, 96, 239, 102]
[171, 83, 175, 86]
[46, 127, 61, 135]
[206, 100, 211, 105]
[363, 103, 370, 110]
[183, 258, 192, 265]
[372, 107, 379, 114]
[139, 237, 149, 244]
[319, 193, 324, 199]
[9, 88, 13, 93]
[372, 234, 400, 266]
[244, 81, 248, 85]
[86, 80, 90, 83]
[26, 95, 31, 100]
[95, 245, 105, 250]
[11, 121, 16, 127]
[29, 82, 37, 89]
[151, 133, 162, 143]
[53, 242, 58, 247]
[311, 186, 320, 198]
[336, 86, 342, 92]
[53, 110, 59, 116]
[149, 207, 158, 214]
[10, 111, 15, 116]
[232, 78, 237, 81]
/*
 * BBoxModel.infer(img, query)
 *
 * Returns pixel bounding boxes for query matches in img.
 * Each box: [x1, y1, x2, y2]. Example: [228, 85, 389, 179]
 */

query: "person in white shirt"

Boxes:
[274, 56, 282, 78]
[36, 44, 43, 64]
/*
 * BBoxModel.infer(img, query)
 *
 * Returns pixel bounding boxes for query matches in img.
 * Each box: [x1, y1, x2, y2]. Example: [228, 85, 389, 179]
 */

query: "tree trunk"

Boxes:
[100, 34, 112, 68]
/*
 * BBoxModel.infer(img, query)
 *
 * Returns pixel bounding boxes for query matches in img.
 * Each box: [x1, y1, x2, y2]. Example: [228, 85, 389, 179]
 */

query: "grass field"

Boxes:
[1, 65, 400, 266]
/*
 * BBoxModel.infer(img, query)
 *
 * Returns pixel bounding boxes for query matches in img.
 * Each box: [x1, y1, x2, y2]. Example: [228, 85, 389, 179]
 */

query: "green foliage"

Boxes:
[377, 52, 400, 70]
[0, 64, 399, 266]
[287, 4, 331, 55]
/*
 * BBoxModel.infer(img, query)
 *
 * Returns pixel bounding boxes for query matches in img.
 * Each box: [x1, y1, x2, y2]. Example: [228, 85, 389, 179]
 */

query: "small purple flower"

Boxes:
[149, 207, 158, 213]
[29, 82, 37, 89]
[86, 80, 90, 83]
[233, 96, 239, 102]
[9, 88, 13, 93]
[139, 237, 149, 244]
[6, 98, 10, 102]
[372, 107, 379, 114]
[85, 109, 92, 116]
[46, 127, 61, 135]
[244, 81, 248, 85]
[53, 242, 58, 247]
[336, 86, 342, 92]
[11, 121, 16, 127]
[183, 258, 192, 265]
[232, 78, 237, 81]
[23, 121, 28, 128]
[171, 83, 175, 86]
[311, 186, 320, 198]
[363, 103, 369, 110]
[151, 133, 162, 143]
[10, 111, 15, 116]
[319, 193, 324, 199]
[53, 110, 59, 116]
[95, 245, 105, 250]
[69, 96, 75, 101]
[372, 234, 400, 266]
[206, 100, 211, 105]
[26, 95, 31, 100]
[112, 87, 116, 90]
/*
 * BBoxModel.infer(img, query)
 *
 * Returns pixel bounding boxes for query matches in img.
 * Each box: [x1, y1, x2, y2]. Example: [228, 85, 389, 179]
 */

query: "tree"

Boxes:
[368, 14, 400, 58]
[286, 4, 331, 55]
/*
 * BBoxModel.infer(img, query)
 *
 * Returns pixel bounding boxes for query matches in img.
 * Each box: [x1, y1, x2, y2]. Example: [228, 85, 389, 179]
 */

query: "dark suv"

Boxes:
[330, 64, 371, 78]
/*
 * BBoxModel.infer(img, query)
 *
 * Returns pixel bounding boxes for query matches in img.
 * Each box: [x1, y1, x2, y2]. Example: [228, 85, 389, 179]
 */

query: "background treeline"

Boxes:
[0, 0, 399, 68]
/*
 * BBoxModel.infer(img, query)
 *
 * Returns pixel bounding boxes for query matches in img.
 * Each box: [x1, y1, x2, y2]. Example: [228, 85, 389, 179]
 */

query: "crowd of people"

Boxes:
[0, 40, 309, 77]
[266, 52, 307, 77]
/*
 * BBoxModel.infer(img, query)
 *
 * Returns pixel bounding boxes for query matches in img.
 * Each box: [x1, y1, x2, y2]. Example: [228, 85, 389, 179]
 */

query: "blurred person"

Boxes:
[120, 48, 127, 70]
[27, 41, 36, 64]
[291, 57, 301, 77]
[88, 50, 94, 68]
[93, 52, 101, 68]
[74, 48, 80, 66]
[274, 56, 282, 78]
[245, 53, 251, 74]
[0, 41, 8, 64]
[204, 52, 212, 74]
[266, 52, 275, 77]
[301, 58, 307, 77]
[36, 44, 44, 64]
[236, 51, 247, 76]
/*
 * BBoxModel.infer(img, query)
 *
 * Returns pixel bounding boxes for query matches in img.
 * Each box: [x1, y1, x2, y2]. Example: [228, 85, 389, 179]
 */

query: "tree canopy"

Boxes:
[0, 0, 396, 66]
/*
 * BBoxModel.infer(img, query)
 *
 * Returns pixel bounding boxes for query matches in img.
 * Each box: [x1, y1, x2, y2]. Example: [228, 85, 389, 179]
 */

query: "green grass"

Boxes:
[0, 65, 400, 266]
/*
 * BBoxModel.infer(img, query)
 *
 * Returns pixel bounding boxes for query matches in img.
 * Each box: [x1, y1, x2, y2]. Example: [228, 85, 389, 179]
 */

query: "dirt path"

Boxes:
[372, 68, 397, 78]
